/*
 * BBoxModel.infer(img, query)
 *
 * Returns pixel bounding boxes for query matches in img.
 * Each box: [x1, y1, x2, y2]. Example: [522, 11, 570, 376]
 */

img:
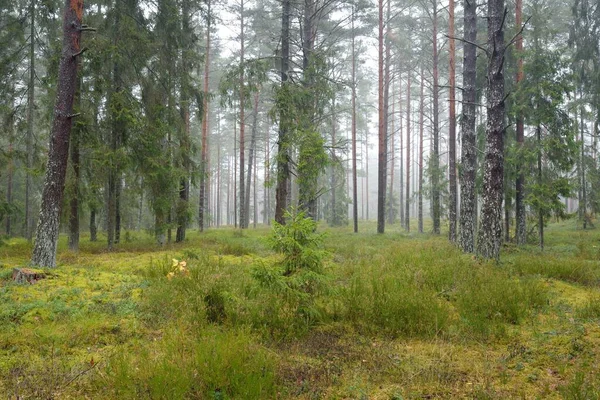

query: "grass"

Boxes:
[0, 219, 599, 398]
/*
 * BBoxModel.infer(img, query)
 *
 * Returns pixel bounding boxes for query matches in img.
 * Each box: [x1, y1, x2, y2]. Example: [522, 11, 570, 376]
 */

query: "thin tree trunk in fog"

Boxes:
[351, 6, 358, 232]
[418, 65, 424, 233]
[331, 97, 337, 225]
[199, 0, 211, 232]
[239, 0, 246, 229]
[537, 125, 544, 249]
[6, 114, 14, 236]
[448, 0, 457, 242]
[245, 92, 258, 228]
[580, 103, 587, 228]
[388, 80, 395, 224]
[68, 68, 82, 251]
[31, 0, 85, 267]
[25, 0, 35, 241]
[432, 1, 441, 234]
[459, 0, 478, 252]
[377, 0, 386, 233]
[399, 74, 404, 228]
[515, 0, 526, 245]
[275, 0, 290, 225]
[405, 72, 411, 232]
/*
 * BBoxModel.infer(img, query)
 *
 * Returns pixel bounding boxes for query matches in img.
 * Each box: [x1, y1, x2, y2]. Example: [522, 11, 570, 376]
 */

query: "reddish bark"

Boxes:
[31, 0, 85, 267]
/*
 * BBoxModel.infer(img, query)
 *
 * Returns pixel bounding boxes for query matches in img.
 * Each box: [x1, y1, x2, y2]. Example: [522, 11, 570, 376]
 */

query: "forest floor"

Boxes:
[1, 218, 600, 399]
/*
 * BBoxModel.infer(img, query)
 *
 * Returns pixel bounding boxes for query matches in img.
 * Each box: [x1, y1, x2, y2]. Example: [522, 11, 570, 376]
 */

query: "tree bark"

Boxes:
[31, 0, 84, 267]
[25, 0, 35, 241]
[245, 92, 259, 227]
[537, 125, 544, 250]
[459, 0, 478, 252]
[418, 65, 425, 233]
[275, 0, 290, 225]
[377, 0, 386, 233]
[239, 0, 246, 229]
[199, 0, 211, 232]
[68, 68, 82, 252]
[405, 72, 411, 232]
[448, 0, 457, 242]
[431, 1, 441, 234]
[477, 0, 506, 260]
[515, 0, 526, 245]
[6, 113, 14, 236]
[351, 6, 358, 233]
[176, 0, 192, 242]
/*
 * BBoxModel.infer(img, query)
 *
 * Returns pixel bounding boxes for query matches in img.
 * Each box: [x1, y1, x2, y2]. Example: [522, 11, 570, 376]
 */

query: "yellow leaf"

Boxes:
[172, 259, 179, 267]
[167, 272, 175, 280]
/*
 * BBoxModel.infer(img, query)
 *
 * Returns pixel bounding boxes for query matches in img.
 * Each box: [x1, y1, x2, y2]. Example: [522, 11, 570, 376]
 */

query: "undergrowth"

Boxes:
[0, 219, 599, 398]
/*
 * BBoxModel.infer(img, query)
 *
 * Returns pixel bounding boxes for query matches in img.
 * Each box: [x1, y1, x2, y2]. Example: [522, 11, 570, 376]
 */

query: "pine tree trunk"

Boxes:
[25, 0, 35, 241]
[245, 92, 259, 227]
[31, 0, 84, 268]
[581, 105, 587, 228]
[274, 0, 290, 225]
[107, 0, 121, 250]
[418, 65, 425, 234]
[448, 0, 457, 242]
[68, 70, 82, 252]
[6, 114, 14, 236]
[377, 0, 386, 234]
[388, 79, 395, 225]
[459, 0, 477, 252]
[199, 0, 211, 232]
[351, 7, 358, 233]
[239, 0, 246, 229]
[90, 208, 97, 241]
[431, 1, 441, 234]
[537, 125, 544, 249]
[176, 0, 192, 242]
[477, 0, 506, 260]
[405, 72, 411, 232]
[515, 0, 526, 245]
[399, 73, 404, 229]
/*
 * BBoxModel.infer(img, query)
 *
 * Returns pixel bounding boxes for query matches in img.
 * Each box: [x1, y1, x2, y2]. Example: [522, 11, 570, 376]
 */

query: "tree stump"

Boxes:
[12, 268, 46, 284]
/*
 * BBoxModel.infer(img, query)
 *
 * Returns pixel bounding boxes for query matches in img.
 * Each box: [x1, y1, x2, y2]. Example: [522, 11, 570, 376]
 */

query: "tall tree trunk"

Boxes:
[234, 115, 238, 227]
[581, 103, 587, 228]
[365, 128, 369, 220]
[331, 97, 337, 225]
[264, 124, 270, 225]
[351, 6, 358, 233]
[537, 125, 544, 249]
[418, 65, 425, 234]
[107, 0, 121, 250]
[459, 0, 478, 252]
[239, 0, 246, 229]
[68, 68, 82, 251]
[515, 0, 526, 245]
[31, 0, 84, 267]
[90, 208, 97, 241]
[388, 79, 395, 224]
[245, 92, 259, 227]
[274, 0, 290, 225]
[25, 0, 35, 240]
[176, 0, 192, 242]
[405, 72, 411, 231]
[199, 0, 211, 232]
[377, 0, 386, 233]
[399, 73, 404, 228]
[477, 0, 506, 260]
[216, 113, 221, 227]
[6, 113, 14, 236]
[253, 149, 258, 228]
[431, 1, 441, 234]
[448, 0, 457, 242]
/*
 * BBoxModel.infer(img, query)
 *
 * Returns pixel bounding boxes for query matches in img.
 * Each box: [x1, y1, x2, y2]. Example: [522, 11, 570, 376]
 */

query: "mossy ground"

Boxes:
[1, 219, 599, 399]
